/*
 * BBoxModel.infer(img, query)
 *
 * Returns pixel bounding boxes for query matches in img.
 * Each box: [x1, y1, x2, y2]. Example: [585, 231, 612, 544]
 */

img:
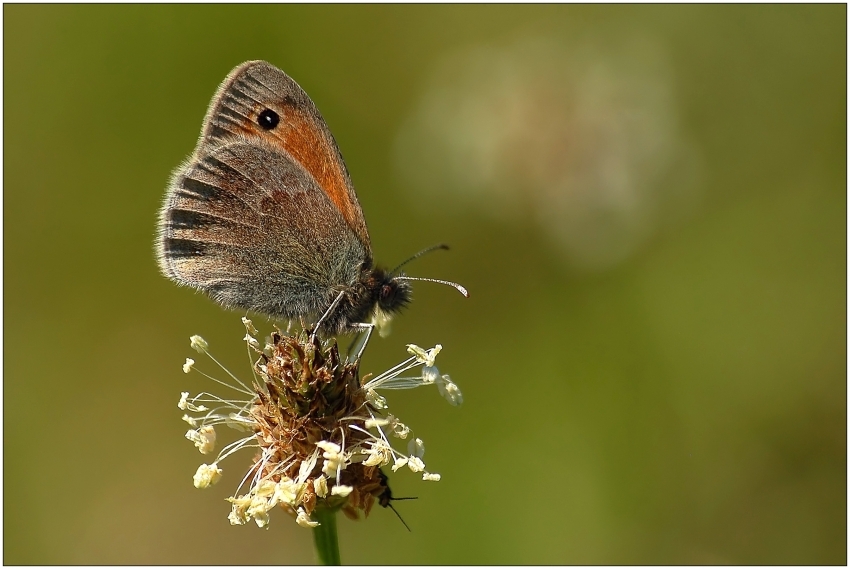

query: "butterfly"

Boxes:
[156, 61, 465, 337]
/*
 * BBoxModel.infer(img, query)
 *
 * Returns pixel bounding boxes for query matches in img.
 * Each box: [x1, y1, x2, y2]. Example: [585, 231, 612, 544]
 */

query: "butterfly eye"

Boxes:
[257, 109, 280, 130]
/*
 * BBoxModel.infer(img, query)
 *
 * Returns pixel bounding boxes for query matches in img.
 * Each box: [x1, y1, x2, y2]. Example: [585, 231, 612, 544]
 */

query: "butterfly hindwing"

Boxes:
[158, 139, 369, 320]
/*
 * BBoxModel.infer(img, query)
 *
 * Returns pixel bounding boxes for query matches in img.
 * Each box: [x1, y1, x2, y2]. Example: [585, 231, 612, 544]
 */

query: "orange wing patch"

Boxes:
[273, 105, 367, 245]
[198, 61, 372, 251]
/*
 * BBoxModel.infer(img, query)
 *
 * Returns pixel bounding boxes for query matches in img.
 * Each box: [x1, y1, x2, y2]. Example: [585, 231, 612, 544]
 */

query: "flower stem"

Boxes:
[312, 507, 341, 565]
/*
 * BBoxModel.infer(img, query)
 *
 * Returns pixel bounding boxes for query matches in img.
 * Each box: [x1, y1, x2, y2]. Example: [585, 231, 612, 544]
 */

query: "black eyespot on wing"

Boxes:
[257, 108, 279, 130]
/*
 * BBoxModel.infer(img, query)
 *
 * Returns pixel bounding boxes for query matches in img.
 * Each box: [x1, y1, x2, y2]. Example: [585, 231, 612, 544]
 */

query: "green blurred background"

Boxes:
[4, 4, 846, 565]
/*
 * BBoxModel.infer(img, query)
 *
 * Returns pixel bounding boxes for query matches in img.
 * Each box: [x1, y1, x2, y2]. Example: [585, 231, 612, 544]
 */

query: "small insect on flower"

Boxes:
[374, 469, 418, 532]
[176, 318, 462, 529]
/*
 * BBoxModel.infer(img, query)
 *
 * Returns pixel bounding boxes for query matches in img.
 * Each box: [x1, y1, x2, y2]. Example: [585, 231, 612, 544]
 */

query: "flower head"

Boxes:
[176, 319, 461, 528]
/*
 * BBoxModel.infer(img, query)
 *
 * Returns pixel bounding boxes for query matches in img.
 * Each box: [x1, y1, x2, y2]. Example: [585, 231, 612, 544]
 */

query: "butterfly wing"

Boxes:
[157, 61, 373, 319]
[197, 60, 371, 251]
[157, 138, 369, 320]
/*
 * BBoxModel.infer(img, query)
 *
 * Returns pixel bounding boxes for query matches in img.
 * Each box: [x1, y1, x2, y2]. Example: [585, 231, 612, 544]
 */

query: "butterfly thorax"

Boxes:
[323, 266, 412, 334]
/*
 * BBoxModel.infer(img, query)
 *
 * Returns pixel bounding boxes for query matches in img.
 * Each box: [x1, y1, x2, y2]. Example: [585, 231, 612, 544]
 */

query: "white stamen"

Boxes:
[407, 456, 425, 473]
[408, 437, 425, 459]
[437, 374, 463, 406]
[190, 335, 209, 353]
[241, 317, 258, 335]
[365, 417, 390, 428]
[186, 425, 216, 454]
[193, 463, 222, 488]
[314, 476, 329, 498]
[422, 365, 440, 383]
[406, 343, 442, 366]
[331, 484, 353, 497]
[392, 457, 409, 472]
[296, 507, 319, 528]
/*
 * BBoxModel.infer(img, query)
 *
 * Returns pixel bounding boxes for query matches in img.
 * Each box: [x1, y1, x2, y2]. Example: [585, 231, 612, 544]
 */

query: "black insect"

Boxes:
[377, 469, 417, 532]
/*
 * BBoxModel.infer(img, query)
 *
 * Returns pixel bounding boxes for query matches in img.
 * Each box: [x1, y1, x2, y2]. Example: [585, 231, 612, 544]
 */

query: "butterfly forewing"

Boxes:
[197, 61, 371, 251]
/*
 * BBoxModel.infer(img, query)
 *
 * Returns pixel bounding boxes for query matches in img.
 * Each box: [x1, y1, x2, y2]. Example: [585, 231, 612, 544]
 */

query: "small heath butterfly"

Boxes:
[156, 61, 466, 335]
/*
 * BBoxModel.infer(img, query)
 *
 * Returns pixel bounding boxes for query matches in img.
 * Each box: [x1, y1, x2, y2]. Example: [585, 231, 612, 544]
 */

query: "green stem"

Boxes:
[312, 508, 341, 565]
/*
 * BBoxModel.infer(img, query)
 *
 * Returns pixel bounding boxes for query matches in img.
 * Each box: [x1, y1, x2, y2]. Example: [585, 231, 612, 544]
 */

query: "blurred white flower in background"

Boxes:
[395, 35, 701, 271]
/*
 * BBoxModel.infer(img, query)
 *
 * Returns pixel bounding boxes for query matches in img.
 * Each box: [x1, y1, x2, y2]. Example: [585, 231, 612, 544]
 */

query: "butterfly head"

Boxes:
[373, 268, 413, 315]
[350, 247, 468, 334]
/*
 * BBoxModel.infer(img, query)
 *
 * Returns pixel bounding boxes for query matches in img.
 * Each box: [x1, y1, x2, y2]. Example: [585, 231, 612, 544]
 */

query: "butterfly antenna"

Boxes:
[390, 244, 450, 276]
[395, 276, 469, 298]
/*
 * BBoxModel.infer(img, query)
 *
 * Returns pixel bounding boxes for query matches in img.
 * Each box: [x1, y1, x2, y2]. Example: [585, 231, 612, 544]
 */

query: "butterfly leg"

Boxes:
[311, 291, 345, 341]
[346, 323, 375, 362]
